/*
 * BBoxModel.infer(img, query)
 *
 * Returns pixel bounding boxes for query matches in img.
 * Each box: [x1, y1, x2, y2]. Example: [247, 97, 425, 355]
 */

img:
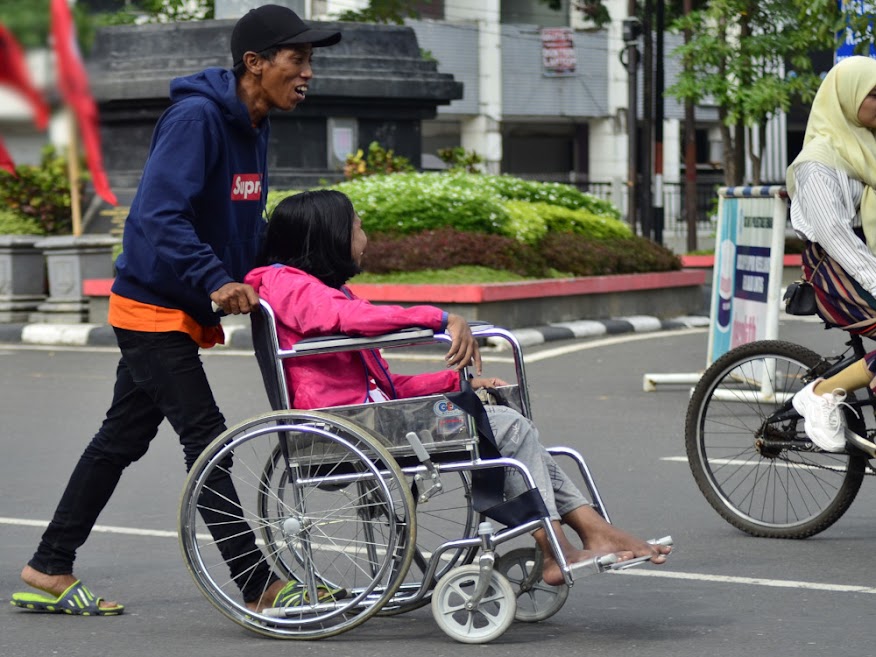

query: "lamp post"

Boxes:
[622, 14, 642, 234]
[654, 0, 665, 245]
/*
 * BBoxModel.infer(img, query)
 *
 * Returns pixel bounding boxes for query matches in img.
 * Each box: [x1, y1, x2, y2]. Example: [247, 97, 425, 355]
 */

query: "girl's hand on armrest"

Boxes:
[444, 313, 482, 375]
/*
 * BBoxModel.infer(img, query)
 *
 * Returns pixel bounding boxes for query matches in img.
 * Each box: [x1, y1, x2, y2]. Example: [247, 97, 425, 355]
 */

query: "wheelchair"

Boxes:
[178, 300, 669, 642]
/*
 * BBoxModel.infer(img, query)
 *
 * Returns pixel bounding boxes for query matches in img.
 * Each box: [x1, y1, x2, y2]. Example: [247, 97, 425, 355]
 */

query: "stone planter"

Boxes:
[30, 235, 119, 324]
[0, 235, 47, 323]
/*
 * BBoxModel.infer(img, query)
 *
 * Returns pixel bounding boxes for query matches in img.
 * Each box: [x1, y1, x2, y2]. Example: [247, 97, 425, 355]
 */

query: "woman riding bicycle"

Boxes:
[787, 55, 876, 454]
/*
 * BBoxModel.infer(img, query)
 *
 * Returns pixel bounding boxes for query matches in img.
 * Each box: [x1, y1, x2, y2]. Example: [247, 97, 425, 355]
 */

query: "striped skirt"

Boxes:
[803, 240, 876, 336]
[802, 239, 876, 375]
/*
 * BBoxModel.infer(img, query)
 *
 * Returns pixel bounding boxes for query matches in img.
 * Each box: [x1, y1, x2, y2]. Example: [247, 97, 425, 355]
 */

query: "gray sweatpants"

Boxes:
[485, 405, 591, 520]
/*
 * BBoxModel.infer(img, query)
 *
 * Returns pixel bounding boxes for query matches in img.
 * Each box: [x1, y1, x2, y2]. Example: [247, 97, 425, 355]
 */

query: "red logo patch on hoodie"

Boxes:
[231, 174, 262, 201]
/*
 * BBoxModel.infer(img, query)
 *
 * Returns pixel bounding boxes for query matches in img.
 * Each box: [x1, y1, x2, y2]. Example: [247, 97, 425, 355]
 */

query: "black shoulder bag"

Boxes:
[783, 253, 826, 316]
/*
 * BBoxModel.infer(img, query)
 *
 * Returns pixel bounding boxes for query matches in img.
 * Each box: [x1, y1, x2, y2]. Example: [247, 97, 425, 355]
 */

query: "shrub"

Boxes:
[361, 228, 681, 278]
[0, 207, 44, 235]
[502, 200, 549, 244]
[504, 201, 632, 245]
[538, 232, 682, 277]
[331, 173, 512, 236]
[437, 147, 483, 173]
[362, 227, 548, 277]
[267, 172, 682, 278]
[0, 146, 83, 235]
[343, 141, 414, 180]
[477, 175, 621, 220]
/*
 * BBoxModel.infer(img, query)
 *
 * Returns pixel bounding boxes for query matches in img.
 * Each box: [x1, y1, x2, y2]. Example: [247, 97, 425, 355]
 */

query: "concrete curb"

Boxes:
[0, 315, 711, 350]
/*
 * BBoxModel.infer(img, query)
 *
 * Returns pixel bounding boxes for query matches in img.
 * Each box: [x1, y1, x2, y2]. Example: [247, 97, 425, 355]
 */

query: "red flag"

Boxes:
[50, 0, 116, 205]
[0, 23, 49, 130]
[0, 135, 16, 175]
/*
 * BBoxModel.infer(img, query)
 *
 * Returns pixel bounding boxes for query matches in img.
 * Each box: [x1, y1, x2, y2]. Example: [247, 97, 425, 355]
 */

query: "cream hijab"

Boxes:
[787, 56, 876, 253]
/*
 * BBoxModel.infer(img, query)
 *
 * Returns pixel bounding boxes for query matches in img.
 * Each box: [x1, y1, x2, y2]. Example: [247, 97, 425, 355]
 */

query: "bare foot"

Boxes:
[585, 524, 671, 564]
[541, 548, 620, 586]
[245, 579, 285, 613]
[20, 565, 121, 609]
[562, 506, 671, 564]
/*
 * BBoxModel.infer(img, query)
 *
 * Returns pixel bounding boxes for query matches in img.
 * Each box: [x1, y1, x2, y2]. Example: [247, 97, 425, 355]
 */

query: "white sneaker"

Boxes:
[792, 380, 851, 452]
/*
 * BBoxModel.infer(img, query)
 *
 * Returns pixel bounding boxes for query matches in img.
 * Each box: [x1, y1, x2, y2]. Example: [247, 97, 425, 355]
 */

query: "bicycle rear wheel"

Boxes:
[685, 340, 866, 538]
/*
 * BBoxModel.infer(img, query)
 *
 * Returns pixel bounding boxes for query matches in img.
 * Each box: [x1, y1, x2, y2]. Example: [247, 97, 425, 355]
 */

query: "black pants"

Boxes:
[29, 328, 275, 602]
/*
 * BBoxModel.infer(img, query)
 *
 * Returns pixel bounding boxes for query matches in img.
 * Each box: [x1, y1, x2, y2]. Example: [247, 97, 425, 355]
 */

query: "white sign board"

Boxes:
[643, 186, 787, 391]
[706, 187, 787, 364]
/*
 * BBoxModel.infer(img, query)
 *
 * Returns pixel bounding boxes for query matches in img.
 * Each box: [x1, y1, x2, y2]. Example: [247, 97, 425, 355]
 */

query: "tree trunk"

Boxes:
[733, 119, 745, 185]
[747, 123, 765, 185]
[719, 109, 736, 186]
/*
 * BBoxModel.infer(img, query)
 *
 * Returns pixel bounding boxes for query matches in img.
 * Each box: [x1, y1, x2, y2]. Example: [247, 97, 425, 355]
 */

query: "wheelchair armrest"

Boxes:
[291, 328, 436, 354]
[469, 321, 495, 334]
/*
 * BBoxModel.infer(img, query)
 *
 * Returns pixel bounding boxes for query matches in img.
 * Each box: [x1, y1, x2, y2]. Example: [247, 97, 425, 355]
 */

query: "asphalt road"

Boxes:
[2, 317, 875, 657]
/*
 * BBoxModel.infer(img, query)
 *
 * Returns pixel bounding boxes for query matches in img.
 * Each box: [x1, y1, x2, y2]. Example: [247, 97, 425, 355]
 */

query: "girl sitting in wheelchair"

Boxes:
[243, 189, 670, 585]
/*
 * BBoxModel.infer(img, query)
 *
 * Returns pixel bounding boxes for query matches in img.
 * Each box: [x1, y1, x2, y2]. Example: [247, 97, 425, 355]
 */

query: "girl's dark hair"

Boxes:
[261, 190, 361, 288]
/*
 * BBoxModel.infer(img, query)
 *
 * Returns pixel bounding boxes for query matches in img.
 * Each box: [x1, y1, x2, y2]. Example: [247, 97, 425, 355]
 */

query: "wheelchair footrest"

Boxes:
[608, 535, 673, 572]
[569, 553, 619, 578]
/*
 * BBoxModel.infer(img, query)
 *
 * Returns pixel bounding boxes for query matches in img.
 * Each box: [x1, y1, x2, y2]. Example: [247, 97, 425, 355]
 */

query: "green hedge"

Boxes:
[267, 172, 626, 242]
[363, 228, 681, 278]
[266, 172, 680, 278]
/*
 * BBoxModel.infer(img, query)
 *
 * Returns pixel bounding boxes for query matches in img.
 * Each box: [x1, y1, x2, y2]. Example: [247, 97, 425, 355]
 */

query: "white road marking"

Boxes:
[521, 328, 706, 363]
[614, 568, 876, 594]
[660, 455, 837, 471]
[0, 516, 177, 538]
[2, 515, 870, 595]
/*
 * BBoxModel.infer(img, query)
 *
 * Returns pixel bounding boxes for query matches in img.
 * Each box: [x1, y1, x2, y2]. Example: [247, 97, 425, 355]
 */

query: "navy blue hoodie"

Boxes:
[112, 67, 269, 327]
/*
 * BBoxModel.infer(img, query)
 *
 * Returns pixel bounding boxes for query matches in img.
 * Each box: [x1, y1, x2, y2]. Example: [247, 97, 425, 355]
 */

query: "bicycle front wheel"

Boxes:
[685, 340, 866, 538]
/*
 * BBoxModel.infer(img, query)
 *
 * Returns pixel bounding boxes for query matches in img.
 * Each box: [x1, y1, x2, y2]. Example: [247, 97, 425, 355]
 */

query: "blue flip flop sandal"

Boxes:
[10, 580, 124, 616]
[272, 579, 346, 607]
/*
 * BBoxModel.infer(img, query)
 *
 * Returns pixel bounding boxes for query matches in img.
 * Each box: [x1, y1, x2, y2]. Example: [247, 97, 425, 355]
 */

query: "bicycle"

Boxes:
[684, 311, 876, 539]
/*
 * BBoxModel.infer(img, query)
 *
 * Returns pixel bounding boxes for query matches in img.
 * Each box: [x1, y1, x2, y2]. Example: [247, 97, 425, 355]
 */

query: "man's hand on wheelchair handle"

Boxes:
[211, 282, 259, 315]
[444, 313, 482, 375]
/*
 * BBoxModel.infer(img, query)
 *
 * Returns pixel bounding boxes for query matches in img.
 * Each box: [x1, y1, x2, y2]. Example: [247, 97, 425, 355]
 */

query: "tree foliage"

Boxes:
[335, 0, 427, 24]
[539, 0, 612, 29]
[0, 0, 212, 50]
[665, 0, 852, 185]
[0, 0, 92, 49]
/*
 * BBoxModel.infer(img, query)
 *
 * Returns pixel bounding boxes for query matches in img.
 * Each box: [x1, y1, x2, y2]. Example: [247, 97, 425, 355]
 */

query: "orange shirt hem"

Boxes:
[108, 293, 224, 349]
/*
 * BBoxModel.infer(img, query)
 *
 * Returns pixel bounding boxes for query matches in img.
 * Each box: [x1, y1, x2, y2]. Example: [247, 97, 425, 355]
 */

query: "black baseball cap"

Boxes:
[231, 4, 341, 65]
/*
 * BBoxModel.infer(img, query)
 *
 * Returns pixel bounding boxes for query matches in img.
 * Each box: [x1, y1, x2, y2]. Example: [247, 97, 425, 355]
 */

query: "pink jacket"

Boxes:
[245, 265, 461, 410]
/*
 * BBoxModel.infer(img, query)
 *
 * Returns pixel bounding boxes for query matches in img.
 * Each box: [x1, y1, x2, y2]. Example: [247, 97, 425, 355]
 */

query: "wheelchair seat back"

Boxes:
[251, 300, 293, 411]
[250, 299, 491, 458]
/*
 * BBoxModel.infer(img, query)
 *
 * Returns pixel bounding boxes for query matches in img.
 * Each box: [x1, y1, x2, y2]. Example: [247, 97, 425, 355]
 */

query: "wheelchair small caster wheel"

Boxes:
[431, 565, 517, 643]
[495, 547, 569, 622]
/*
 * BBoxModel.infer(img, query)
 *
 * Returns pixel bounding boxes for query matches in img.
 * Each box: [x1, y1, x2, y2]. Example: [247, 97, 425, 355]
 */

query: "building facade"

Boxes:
[2, 0, 802, 246]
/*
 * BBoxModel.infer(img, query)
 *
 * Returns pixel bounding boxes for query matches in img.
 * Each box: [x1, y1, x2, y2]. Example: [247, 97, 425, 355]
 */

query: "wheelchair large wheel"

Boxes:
[179, 410, 415, 639]
[685, 340, 866, 539]
[378, 470, 481, 616]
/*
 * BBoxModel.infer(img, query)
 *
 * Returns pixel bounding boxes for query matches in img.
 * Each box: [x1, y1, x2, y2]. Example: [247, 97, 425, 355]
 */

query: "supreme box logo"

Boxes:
[231, 174, 262, 201]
